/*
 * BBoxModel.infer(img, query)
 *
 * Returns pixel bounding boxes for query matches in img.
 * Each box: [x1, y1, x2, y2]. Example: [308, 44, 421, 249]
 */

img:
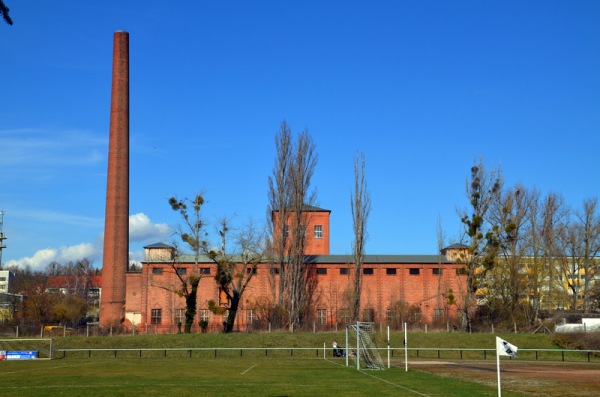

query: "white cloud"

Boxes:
[129, 213, 170, 242]
[128, 250, 145, 268]
[58, 243, 96, 262]
[5, 243, 100, 271]
[4, 214, 169, 271]
[5, 248, 58, 271]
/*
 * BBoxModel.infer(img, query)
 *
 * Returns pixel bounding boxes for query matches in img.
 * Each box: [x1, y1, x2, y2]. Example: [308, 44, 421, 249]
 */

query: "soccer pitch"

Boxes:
[1, 356, 523, 397]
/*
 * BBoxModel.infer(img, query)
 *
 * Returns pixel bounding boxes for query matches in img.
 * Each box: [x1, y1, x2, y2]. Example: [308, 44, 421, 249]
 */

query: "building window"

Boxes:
[270, 267, 280, 275]
[316, 268, 327, 275]
[433, 308, 444, 320]
[340, 268, 349, 275]
[246, 267, 257, 275]
[200, 267, 210, 275]
[432, 268, 442, 275]
[363, 308, 375, 322]
[340, 308, 350, 325]
[363, 268, 374, 275]
[456, 267, 467, 275]
[151, 309, 162, 325]
[386, 268, 396, 275]
[314, 225, 323, 239]
[317, 309, 327, 325]
[409, 268, 420, 275]
[175, 308, 185, 325]
[246, 309, 257, 325]
[199, 309, 210, 323]
[88, 287, 100, 299]
[152, 267, 163, 275]
[219, 288, 229, 306]
[176, 267, 187, 275]
[411, 309, 421, 323]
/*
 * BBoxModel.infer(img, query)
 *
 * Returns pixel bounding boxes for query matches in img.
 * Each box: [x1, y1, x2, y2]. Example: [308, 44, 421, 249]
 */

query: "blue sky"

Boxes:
[1, 1, 599, 271]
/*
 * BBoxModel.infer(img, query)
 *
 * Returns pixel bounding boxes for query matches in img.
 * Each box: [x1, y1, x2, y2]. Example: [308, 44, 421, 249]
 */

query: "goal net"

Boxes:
[0, 338, 54, 360]
[346, 322, 385, 370]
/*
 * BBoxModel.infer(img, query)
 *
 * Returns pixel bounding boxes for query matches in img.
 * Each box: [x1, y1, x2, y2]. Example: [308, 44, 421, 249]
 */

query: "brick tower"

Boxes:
[100, 31, 129, 329]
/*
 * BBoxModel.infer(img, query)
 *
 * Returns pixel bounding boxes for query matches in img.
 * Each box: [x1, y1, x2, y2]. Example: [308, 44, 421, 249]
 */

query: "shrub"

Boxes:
[552, 332, 600, 356]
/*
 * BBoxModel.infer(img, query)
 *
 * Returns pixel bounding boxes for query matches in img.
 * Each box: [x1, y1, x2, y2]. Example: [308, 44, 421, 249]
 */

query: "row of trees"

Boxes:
[265, 121, 370, 331]
[458, 158, 600, 330]
[168, 120, 371, 333]
[1, 259, 98, 332]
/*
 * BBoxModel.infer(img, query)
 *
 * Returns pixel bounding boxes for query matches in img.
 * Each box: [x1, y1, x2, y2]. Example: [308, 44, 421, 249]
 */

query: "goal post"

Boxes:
[346, 322, 385, 370]
[0, 338, 54, 360]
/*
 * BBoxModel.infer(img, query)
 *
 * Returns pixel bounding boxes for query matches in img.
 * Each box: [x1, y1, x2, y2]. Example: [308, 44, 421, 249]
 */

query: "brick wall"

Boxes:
[125, 257, 466, 332]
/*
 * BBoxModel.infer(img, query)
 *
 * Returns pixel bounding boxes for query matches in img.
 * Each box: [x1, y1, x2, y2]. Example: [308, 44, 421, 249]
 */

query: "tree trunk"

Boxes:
[184, 278, 199, 333]
[225, 292, 240, 333]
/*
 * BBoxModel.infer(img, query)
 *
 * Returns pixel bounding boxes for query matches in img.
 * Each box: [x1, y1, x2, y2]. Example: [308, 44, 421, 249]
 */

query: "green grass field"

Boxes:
[0, 332, 582, 396]
[1, 356, 526, 397]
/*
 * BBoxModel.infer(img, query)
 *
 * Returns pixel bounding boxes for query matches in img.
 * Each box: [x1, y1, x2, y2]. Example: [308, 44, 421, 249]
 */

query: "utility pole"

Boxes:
[0, 211, 6, 269]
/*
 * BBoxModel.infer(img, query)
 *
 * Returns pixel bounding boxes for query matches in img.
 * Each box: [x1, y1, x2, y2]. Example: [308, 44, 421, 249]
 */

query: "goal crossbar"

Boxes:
[0, 338, 53, 360]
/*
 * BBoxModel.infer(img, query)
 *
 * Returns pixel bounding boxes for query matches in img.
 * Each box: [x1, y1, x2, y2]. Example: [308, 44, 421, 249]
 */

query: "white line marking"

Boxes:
[359, 370, 431, 397]
[241, 363, 258, 375]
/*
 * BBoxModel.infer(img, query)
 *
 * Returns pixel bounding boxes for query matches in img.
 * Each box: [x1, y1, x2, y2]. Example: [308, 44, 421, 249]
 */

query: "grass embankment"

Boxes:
[49, 331, 558, 350]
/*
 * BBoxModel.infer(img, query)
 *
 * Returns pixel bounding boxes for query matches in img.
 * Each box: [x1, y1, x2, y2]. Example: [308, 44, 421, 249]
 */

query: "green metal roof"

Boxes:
[144, 253, 452, 265]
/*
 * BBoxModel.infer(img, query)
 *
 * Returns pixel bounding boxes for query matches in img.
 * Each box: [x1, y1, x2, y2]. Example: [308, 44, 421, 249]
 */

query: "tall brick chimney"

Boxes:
[100, 31, 129, 329]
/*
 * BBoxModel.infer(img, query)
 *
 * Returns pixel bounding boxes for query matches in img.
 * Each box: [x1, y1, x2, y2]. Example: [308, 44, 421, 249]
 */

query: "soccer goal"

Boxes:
[0, 338, 54, 360]
[346, 322, 385, 370]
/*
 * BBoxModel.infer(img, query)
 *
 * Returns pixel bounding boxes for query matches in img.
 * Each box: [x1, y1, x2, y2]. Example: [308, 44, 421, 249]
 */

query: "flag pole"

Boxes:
[496, 342, 502, 397]
[496, 336, 517, 397]
[387, 325, 390, 369]
[404, 322, 408, 372]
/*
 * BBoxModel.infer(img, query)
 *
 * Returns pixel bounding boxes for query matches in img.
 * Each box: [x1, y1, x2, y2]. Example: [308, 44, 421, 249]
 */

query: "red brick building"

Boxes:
[47, 275, 102, 320]
[124, 207, 467, 333]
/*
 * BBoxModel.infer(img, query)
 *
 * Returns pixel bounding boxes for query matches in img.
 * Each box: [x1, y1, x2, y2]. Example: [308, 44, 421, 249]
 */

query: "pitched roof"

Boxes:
[272, 205, 331, 213]
[47, 275, 102, 288]
[443, 243, 468, 250]
[301, 205, 330, 212]
[143, 242, 174, 249]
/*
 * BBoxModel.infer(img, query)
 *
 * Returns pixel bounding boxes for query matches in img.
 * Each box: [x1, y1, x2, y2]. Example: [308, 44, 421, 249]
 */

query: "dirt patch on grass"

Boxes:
[410, 360, 600, 396]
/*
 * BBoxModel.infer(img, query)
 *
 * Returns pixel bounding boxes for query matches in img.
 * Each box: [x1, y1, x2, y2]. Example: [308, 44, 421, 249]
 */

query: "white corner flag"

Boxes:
[496, 337, 518, 397]
[496, 337, 518, 357]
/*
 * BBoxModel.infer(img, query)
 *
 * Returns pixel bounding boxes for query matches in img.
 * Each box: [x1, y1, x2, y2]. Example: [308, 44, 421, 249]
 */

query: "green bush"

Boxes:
[552, 332, 600, 356]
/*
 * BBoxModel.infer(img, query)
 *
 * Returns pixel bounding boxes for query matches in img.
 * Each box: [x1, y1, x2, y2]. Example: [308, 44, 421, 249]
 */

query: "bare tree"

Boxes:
[487, 184, 533, 323]
[562, 221, 583, 310]
[209, 218, 266, 332]
[267, 121, 318, 332]
[0, 0, 12, 25]
[267, 121, 292, 315]
[350, 152, 370, 322]
[575, 197, 600, 312]
[457, 158, 502, 331]
[168, 194, 207, 333]
[533, 193, 569, 310]
[526, 189, 545, 322]
[435, 216, 446, 323]
[287, 130, 318, 331]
